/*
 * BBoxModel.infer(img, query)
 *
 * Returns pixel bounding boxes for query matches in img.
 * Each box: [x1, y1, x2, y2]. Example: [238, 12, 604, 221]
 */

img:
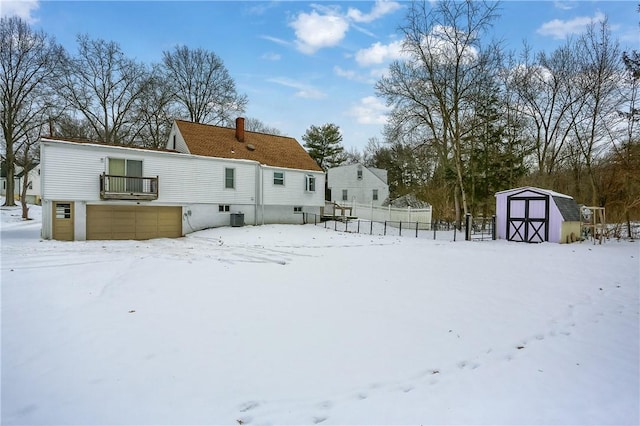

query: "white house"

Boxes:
[327, 163, 389, 206]
[1, 160, 41, 204]
[40, 118, 325, 241]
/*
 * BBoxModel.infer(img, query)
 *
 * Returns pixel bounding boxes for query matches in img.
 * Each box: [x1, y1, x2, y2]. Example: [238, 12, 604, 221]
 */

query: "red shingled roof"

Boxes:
[175, 120, 322, 172]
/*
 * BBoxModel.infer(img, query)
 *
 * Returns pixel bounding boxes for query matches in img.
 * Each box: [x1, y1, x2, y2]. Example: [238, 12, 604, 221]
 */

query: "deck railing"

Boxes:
[100, 173, 158, 200]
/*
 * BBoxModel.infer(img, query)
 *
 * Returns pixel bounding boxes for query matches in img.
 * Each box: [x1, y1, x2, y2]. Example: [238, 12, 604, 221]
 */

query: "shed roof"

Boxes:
[175, 120, 322, 172]
[495, 186, 572, 199]
[552, 196, 581, 221]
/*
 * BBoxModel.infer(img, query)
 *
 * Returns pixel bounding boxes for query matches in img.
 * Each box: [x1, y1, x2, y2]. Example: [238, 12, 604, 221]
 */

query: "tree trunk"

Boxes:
[3, 150, 16, 206]
[20, 169, 30, 220]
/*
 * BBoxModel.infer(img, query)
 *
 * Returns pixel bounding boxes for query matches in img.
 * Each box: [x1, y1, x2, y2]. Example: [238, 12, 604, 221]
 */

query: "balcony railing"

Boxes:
[100, 173, 158, 200]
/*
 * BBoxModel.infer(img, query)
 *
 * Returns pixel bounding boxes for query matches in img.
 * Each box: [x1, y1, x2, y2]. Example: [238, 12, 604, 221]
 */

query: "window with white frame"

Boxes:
[342, 189, 348, 201]
[274, 171, 284, 185]
[219, 204, 230, 212]
[373, 189, 378, 201]
[294, 206, 303, 213]
[225, 168, 235, 189]
[305, 175, 316, 192]
[357, 168, 363, 180]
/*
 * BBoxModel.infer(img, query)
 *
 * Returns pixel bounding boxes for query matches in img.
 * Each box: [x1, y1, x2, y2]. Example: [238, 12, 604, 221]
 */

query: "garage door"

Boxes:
[87, 205, 182, 240]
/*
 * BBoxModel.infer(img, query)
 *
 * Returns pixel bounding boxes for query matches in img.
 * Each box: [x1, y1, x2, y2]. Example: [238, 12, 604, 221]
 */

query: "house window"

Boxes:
[274, 171, 284, 186]
[219, 204, 230, 212]
[305, 175, 316, 192]
[28, 181, 33, 190]
[108, 158, 143, 192]
[342, 189, 348, 201]
[294, 206, 303, 213]
[225, 168, 235, 189]
[357, 169, 363, 180]
[373, 189, 378, 201]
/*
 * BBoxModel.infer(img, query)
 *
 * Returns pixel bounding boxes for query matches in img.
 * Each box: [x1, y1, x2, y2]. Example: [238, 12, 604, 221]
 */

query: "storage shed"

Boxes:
[495, 187, 581, 244]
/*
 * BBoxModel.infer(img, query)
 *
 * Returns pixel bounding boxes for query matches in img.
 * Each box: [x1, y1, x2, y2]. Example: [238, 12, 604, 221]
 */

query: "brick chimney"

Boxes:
[235, 117, 245, 142]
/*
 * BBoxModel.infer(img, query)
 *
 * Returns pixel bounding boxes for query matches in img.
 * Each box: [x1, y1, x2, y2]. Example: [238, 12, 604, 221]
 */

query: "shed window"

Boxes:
[225, 168, 235, 189]
[305, 175, 316, 192]
[274, 171, 284, 186]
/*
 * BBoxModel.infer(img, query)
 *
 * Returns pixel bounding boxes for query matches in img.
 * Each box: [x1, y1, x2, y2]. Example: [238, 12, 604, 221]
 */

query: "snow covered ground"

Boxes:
[1, 203, 639, 425]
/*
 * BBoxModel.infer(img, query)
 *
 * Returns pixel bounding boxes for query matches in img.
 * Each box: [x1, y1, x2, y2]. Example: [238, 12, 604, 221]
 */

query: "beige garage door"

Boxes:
[87, 205, 182, 240]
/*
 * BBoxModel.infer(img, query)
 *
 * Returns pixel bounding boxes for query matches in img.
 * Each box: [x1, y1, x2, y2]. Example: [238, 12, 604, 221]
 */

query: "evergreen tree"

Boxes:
[301, 123, 346, 171]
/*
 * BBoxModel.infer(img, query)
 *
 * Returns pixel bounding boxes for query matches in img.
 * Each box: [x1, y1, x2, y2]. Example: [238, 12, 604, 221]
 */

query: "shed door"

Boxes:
[507, 195, 548, 243]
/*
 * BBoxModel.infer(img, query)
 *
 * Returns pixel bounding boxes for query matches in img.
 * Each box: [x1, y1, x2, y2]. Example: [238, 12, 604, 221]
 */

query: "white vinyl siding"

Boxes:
[327, 163, 389, 206]
[41, 140, 257, 204]
[262, 167, 324, 207]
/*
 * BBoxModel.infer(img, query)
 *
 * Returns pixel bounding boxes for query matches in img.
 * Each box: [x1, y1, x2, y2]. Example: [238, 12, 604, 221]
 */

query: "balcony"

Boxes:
[100, 173, 158, 201]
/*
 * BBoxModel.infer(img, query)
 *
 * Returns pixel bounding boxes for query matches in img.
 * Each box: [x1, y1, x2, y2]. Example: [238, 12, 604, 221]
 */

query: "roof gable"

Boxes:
[175, 120, 322, 172]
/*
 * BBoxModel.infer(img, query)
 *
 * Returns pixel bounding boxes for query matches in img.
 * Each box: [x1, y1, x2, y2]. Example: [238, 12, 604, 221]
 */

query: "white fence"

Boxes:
[348, 202, 433, 229]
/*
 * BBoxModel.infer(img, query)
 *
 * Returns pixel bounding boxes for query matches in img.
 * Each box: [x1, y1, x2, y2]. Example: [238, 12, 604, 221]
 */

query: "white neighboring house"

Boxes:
[40, 118, 325, 241]
[1, 161, 41, 205]
[327, 163, 389, 206]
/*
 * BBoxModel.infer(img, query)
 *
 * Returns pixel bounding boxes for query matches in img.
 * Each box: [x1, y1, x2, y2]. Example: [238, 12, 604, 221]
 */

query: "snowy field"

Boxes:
[1, 203, 639, 425]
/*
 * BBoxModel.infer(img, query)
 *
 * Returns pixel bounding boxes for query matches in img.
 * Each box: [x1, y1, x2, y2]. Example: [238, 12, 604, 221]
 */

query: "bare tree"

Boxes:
[14, 122, 42, 219]
[136, 65, 177, 148]
[162, 45, 247, 125]
[511, 41, 584, 178]
[376, 0, 501, 225]
[0, 16, 62, 206]
[244, 117, 283, 135]
[58, 35, 151, 145]
[568, 18, 623, 206]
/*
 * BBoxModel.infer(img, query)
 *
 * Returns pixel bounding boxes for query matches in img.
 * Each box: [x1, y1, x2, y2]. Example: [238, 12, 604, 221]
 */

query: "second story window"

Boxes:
[342, 189, 348, 201]
[225, 168, 235, 189]
[373, 189, 378, 201]
[357, 169, 363, 180]
[274, 171, 284, 185]
[305, 175, 316, 192]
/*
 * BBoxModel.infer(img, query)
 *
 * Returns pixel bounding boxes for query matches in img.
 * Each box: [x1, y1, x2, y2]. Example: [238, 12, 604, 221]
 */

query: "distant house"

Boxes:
[1, 160, 41, 205]
[495, 186, 581, 244]
[40, 118, 325, 241]
[327, 163, 389, 206]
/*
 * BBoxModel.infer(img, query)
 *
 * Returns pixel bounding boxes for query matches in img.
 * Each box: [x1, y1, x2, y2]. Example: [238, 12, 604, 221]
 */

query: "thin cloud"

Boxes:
[334, 66, 375, 84]
[537, 11, 606, 39]
[553, 1, 578, 11]
[0, 0, 39, 23]
[347, 0, 402, 24]
[268, 77, 327, 99]
[261, 52, 282, 61]
[347, 96, 389, 125]
[260, 35, 291, 47]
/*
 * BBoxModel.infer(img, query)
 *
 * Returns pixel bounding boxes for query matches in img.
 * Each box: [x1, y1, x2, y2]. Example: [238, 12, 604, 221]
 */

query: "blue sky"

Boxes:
[2, 0, 638, 152]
